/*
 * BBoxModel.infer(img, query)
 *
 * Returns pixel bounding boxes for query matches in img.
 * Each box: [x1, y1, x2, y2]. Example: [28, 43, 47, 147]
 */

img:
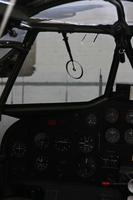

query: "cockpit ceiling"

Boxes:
[0, 0, 87, 21]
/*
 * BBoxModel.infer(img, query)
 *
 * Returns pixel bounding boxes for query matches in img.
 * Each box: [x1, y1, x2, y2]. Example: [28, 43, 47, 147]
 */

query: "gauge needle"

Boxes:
[56, 140, 69, 143]
[79, 142, 86, 144]
[37, 158, 43, 162]
[85, 158, 88, 164]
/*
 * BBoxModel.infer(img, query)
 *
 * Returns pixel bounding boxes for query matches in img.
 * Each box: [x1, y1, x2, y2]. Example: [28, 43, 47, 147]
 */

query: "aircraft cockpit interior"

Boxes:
[1, 0, 133, 199]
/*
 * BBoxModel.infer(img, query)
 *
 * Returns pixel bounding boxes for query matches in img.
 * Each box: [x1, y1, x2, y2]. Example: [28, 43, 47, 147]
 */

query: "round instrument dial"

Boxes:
[75, 156, 96, 178]
[128, 179, 133, 193]
[56, 158, 68, 171]
[13, 142, 26, 157]
[34, 132, 49, 149]
[105, 128, 120, 143]
[78, 135, 94, 153]
[54, 134, 71, 152]
[86, 114, 97, 126]
[119, 173, 133, 193]
[13, 163, 26, 174]
[125, 110, 133, 124]
[35, 156, 48, 171]
[105, 109, 119, 123]
[124, 129, 133, 144]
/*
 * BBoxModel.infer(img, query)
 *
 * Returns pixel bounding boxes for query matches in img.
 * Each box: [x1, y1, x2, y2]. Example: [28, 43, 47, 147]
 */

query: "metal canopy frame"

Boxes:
[0, 0, 133, 118]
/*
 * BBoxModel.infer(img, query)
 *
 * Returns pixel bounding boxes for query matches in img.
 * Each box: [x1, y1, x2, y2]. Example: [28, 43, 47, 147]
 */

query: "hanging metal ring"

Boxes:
[66, 60, 83, 79]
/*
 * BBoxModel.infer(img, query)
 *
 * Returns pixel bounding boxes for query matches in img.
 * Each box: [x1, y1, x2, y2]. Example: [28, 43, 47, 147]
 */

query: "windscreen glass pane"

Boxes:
[122, 1, 133, 25]
[5, 32, 114, 104]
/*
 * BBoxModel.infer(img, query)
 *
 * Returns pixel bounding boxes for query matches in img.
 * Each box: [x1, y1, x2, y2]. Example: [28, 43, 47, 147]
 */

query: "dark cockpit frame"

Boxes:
[0, 0, 133, 200]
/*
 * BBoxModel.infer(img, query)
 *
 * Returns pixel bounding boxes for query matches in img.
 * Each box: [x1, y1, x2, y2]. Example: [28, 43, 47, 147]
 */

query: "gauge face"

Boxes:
[75, 156, 96, 178]
[86, 114, 97, 126]
[54, 134, 71, 152]
[56, 158, 68, 171]
[119, 173, 131, 185]
[105, 109, 119, 123]
[34, 132, 49, 149]
[13, 163, 26, 174]
[13, 142, 26, 157]
[124, 129, 133, 144]
[78, 135, 95, 153]
[125, 110, 133, 124]
[35, 156, 48, 171]
[105, 128, 120, 143]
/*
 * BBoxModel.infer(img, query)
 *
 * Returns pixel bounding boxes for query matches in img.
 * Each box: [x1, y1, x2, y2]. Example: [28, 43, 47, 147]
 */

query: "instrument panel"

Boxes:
[7, 123, 100, 182]
[2, 98, 133, 199]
